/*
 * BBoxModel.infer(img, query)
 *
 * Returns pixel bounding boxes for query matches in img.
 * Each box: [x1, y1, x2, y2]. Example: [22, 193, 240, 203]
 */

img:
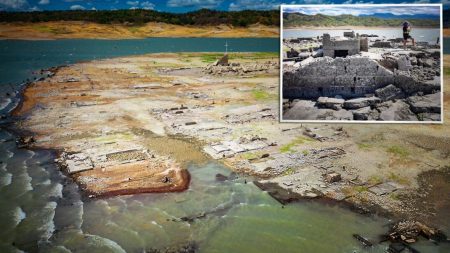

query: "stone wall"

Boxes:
[283, 56, 394, 99]
[323, 34, 360, 58]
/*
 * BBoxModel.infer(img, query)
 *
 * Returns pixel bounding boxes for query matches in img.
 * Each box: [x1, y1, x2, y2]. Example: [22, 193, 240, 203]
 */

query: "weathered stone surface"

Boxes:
[418, 113, 441, 121]
[406, 92, 441, 114]
[378, 100, 417, 121]
[372, 41, 392, 48]
[283, 57, 393, 99]
[343, 97, 381, 109]
[375, 84, 403, 101]
[352, 106, 380, 120]
[283, 100, 353, 120]
[397, 55, 412, 71]
[325, 172, 341, 183]
[394, 69, 440, 95]
[368, 182, 398, 196]
[317, 97, 345, 110]
[418, 58, 435, 68]
[213, 54, 228, 66]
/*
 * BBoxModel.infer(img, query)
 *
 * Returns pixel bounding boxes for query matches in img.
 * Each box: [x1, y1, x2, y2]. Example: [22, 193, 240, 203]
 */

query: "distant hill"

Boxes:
[283, 12, 440, 28]
[0, 9, 279, 27]
[360, 13, 440, 20]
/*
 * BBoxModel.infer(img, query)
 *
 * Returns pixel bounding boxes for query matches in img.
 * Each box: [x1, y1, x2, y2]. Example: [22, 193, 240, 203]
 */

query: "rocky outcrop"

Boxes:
[406, 92, 441, 114]
[351, 106, 380, 120]
[343, 97, 381, 109]
[394, 67, 440, 95]
[378, 100, 417, 121]
[375, 84, 404, 101]
[316, 97, 345, 110]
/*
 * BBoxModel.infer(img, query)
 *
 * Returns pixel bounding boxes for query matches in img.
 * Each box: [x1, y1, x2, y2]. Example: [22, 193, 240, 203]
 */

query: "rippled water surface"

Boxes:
[0, 128, 396, 252]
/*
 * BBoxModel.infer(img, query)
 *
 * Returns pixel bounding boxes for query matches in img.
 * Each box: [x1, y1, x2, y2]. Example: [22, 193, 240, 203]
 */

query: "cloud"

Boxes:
[0, 0, 28, 9]
[228, 0, 336, 11]
[140, 1, 154, 10]
[38, 0, 49, 5]
[126, 0, 139, 6]
[29, 5, 40, 11]
[64, 0, 83, 2]
[283, 5, 440, 17]
[70, 4, 85, 10]
[167, 0, 222, 8]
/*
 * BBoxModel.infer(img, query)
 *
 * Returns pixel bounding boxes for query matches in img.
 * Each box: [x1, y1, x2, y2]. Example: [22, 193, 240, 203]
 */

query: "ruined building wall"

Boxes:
[283, 57, 394, 99]
[323, 34, 360, 58]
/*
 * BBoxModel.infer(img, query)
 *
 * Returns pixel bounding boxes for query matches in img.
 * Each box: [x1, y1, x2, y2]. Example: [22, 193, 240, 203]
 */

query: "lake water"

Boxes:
[284, 28, 441, 44]
[0, 38, 449, 253]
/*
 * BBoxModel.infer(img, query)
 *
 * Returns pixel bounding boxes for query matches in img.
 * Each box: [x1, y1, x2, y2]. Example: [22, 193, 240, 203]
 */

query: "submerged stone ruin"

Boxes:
[283, 57, 393, 99]
[282, 31, 441, 121]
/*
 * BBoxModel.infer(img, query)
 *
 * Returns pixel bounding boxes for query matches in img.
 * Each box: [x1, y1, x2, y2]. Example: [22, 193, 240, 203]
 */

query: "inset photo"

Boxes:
[281, 4, 443, 123]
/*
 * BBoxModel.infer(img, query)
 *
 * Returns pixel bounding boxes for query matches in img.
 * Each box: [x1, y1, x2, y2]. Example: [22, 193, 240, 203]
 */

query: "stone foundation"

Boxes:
[283, 56, 393, 99]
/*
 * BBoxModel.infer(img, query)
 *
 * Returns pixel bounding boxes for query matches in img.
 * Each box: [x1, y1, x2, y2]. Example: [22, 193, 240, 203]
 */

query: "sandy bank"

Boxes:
[0, 21, 278, 40]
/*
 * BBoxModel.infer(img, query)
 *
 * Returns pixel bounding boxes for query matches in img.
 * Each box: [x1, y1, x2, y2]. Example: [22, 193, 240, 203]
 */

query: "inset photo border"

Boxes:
[280, 4, 443, 123]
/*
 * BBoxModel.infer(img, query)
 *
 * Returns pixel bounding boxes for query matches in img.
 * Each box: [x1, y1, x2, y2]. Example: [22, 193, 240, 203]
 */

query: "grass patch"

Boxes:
[302, 150, 309, 156]
[389, 192, 401, 201]
[252, 89, 271, 100]
[357, 142, 372, 149]
[368, 175, 383, 185]
[280, 136, 313, 153]
[355, 186, 369, 193]
[240, 151, 262, 160]
[33, 25, 71, 34]
[341, 185, 368, 196]
[197, 52, 277, 63]
[444, 67, 450, 76]
[386, 145, 409, 158]
[282, 167, 296, 176]
[200, 53, 224, 63]
[388, 172, 410, 185]
[93, 132, 134, 143]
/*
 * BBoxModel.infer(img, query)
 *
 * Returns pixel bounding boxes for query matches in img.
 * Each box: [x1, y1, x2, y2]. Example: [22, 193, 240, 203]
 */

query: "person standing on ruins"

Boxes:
[402, 21, 415, 48]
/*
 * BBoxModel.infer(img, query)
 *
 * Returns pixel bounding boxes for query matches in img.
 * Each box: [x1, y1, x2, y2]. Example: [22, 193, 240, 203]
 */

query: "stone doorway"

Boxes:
[334, 50, 348, 58]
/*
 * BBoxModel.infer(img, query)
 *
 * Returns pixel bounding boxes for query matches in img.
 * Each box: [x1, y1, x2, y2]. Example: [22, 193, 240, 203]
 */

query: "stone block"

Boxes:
[326, 172, 341, 183]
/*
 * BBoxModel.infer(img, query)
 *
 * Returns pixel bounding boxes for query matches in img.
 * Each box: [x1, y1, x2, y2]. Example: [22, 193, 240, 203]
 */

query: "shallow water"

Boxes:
[1, 38, 449, 252]
[0, 38, 278, 88]
[0, 130, 392, 252]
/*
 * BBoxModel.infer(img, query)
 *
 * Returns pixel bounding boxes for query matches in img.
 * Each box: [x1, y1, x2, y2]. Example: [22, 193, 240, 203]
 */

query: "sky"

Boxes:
[0, 0, 448, 12]
[283, 5, 441, 16]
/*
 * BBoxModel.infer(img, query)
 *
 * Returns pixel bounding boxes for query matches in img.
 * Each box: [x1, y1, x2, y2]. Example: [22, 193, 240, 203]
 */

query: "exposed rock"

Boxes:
[343, 97, 381, 110]
[394, 68, 440, 95]
[215, 173, 228, 182]
[372, 41, 392, 48]
[406, 92, 441, 114]
[417, 112, 441, 121]
[418, 58, 435, 68]
[378, 100, 417, 121]
[325, 172, 341, 183]
[352, 106, 380, 120]
[375, 84, 403, 101]
[397, 55, 412, 71]
[316, 97, 345, 110]
[213, 54, 228, 66]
